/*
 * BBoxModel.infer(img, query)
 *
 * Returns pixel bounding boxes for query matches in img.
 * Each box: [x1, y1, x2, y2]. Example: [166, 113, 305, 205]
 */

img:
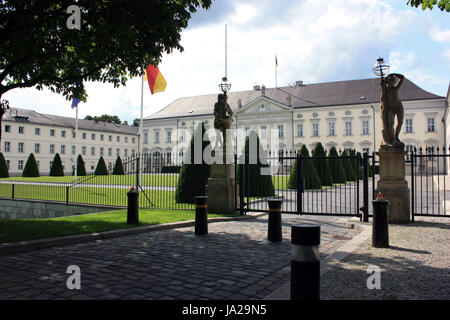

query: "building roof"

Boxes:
[3, 107, 139, 135]
[146, 77, 445, 120]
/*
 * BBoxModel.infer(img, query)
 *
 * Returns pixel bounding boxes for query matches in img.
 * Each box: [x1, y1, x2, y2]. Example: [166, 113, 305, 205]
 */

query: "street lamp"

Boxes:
[219, 76, 231, 95]
[372, 57, 390, 79]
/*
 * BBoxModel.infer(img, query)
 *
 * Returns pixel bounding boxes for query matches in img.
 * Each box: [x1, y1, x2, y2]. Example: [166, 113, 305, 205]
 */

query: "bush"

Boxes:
[328, 147, 346, 183]
[49, 153, 64, 176]
[94, 156, 108, 175]
[76, 155, 87, 176]
[312, 143, 333, 186]
[0, 152, 9, 178]
[236, 131, 275, 197]
[341, 150, 356, 181]
[22, 153, 40, 177]
[112, 156, 124, 175]
[176, 122, 211, 204]
[161, 166, 181, 173]
[288, 145, 321, 190]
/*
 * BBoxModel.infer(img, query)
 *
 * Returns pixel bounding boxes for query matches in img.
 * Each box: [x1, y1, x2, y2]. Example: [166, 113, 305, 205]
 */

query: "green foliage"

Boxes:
[237, 132, 275, 197]
[407, 0, 450, 12]
[0, 152, 9, 178]
[22, 154, 40, 177]
[341, 150, 356, 181]
[328, 147, 346, 183]
[49, 153, 64, 176]
[312, 143, 333, 186]
[94, 157, 108, 175]
[77, 155, 87, 176]
[112, 156, 125, 175]
[0, 1, 212, 100]
[176, 122, 211, 204]
[85, 114, 122, 125]
[287, 145, 321, 190]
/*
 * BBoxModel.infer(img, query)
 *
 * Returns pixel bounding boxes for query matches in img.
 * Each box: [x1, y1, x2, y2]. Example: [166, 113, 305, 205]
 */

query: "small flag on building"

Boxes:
[71, 98, 81, 109]
[275, 55, 278, 67]
[144, 64, 167, 94]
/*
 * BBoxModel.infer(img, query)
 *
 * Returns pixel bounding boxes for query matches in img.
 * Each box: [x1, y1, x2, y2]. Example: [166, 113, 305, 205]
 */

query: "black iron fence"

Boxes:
[409, 147, 450, 219]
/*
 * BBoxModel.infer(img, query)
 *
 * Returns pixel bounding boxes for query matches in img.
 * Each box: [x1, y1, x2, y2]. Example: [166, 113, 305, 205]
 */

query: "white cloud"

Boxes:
[430, 28, 450, 43]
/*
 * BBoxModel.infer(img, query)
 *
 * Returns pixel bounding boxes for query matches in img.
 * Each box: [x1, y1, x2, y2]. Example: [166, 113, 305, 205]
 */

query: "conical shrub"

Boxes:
[94, 156, 108, 175]
[328, 147, 346, 183]
[312, 143, 333, 186]
[49, 153, 64, 176]
[0, 152, 9, 178]
[287, 145, 321, 190]
[341, 149, 356, 181]
[76, 154, 87, 176]
[112, 156, 125, 175]
[22, 153, 40, 177]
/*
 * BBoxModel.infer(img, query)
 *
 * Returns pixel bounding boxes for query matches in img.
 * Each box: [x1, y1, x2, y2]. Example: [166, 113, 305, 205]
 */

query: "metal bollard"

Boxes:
[291, 224, 320, 300]
[267, 198, 283, 242]
[127, 187, 139, 224]
[372, 192, 389, 248]
[195, 196, 208, 235]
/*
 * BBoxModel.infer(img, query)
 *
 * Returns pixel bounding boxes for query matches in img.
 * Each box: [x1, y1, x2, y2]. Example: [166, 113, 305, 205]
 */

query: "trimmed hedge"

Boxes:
[22, 153, 40, 177]
[94, 156, 108, 175]
[312, 143, 333, 186]
[112, 156, 124, 175]
[328, 146, 346, 183]
[49, 153, 64, 176]
[77, 155, 87, 176]
[288, 145, 321, 190]
[0, 152, 9, 178]
[341, 149, 356, 181]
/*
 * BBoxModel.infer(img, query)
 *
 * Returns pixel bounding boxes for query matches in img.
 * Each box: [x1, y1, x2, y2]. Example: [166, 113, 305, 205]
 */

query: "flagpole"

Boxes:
[138, 74, 144, 191]
[275, 54, 278, 88]
[74, 104, 78, 186]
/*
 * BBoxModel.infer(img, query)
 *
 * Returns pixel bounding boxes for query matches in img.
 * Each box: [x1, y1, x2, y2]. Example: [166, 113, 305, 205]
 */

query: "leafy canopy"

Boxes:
[407, 0, 450, 11]
[0, 0, 212, 100]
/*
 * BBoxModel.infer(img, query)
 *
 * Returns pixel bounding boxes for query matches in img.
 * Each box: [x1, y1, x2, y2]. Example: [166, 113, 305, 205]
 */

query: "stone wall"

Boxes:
[0, 199, 117, 219]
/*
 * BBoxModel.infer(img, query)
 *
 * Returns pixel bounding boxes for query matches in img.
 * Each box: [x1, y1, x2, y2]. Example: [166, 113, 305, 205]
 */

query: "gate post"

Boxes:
[296, 154, 303, 215]
[410, 149, 415, 222]
[239, 162, 245, 216]
[362, 152, 369, 222]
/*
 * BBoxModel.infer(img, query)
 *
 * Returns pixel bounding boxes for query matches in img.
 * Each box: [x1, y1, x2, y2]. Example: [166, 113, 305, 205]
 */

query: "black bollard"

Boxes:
[127, 187, 139, 224]
[195, 196, 208, 235]
[267, 198, 283, 242]
[372, 193, 389, 248]
[291, 224, 320, 300]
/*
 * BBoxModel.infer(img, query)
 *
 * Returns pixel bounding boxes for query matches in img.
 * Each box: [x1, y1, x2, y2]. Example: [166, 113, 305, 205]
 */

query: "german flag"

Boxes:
[144, 64, 167, 94]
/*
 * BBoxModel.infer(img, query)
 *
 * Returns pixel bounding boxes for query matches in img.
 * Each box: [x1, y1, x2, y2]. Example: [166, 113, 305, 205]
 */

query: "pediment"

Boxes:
[235, 96, 291, 115]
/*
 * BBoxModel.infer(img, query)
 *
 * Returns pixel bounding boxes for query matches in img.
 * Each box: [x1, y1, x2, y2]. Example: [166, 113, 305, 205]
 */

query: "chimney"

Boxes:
[253, 85, 260, 91]
[295, 80, 304, 87]
[261, 85, 266, 96]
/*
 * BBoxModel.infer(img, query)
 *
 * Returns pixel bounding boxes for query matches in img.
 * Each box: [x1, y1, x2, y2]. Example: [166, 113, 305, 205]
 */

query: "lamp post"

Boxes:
[372, 57, 390, 80]
[219, 76, 231, 95]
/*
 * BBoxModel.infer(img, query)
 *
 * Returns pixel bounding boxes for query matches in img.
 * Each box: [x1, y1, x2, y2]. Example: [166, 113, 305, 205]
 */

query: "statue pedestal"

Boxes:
[376, 147, 410, 224]
[206, 163, 236, 214]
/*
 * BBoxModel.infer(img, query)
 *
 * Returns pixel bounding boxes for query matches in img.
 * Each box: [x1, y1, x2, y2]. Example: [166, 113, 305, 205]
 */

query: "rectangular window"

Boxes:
[312, 123, 319, 137]
[72, 145, 76, 155]
[108, 148, 112, 156]
[362, 120, 370, 135]
[49, 144, 55, 154]
[132, 137, 135, 144]
[91, 133, 95, 140]
[427, 118, 435, 132]
[109, 135, 112, 142]
[154, 131, 160, 143]
[82, 146, 86, 155]
[345, 121, 352, 135]
[50, 129, 55, 137]
[260, 126, 267, 139]
[61, 145, 66, 154]
[296, 124, 303, 137]
[362, 147, 370, 154]
[278, 125, 284, 138]
[61, 130, 66, 138]
[35, 143, 40, 154]
[124, 149, 128, 157]
[116, 148, 120, 157]
[125, 137, 128, 143]
[117, 136, 120, 142]
[100, 134, 104, 141]
[18, 126, 24, 134]
[72, 131, 76, 138]
[166, 131, 172, 143]
[100, 147, 104, 156]
[131, 149, 135, 156]
[6, 160, 10, 170]
[82, 133, 86, 139]
[4, 141, 10, 152]
[35, 128, 40, 135]
[18, 160, 24, 170]
[91, 146, 95, 155]
[328, 122, 335, 136]
[18, 142, 24, 153]
[4, 125, 10, 133]
[405, 119, 413, 133]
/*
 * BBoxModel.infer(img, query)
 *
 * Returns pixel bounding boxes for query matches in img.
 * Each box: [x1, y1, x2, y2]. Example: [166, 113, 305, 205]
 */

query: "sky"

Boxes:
[3, 0, 450, 124]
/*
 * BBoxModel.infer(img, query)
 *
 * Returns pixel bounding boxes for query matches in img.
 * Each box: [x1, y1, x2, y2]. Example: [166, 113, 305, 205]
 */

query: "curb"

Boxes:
[264, 222, 372, 300]
[0, 212, 268, 256]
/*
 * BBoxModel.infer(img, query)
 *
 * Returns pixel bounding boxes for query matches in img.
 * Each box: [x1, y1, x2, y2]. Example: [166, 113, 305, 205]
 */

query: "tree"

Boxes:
[341, 150, 356, 181]
[77, 155, 87, 176]
[328, 147, 346, 183]
[133, 118, 140, 127]
[22, 153, 40, 177]
[50, 153, 64, 176]
[288, 145, 321, 190]
[312, 143, 333, 186]
[84, 114, 122, 124]
[407, 0, 450, 12]
[94, 156, 108, 175]
[0, 0, 212, 146]
[176, 122, 211, 204]
[237, 131, 275, 197]
[0, 152, 9, 178]
[112, 156, 125, 175]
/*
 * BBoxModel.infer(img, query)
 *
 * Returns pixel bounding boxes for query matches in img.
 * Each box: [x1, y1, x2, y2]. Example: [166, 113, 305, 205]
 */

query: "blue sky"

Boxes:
[3, 0, 449, 124]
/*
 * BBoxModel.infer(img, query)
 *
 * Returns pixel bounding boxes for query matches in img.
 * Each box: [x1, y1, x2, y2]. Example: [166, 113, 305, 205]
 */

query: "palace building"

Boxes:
[143, 77, 449, 167]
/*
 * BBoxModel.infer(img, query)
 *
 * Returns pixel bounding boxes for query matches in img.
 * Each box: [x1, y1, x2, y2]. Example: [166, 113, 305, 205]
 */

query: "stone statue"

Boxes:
[380, 73, 405, 149]
[213, 94, 233, 151]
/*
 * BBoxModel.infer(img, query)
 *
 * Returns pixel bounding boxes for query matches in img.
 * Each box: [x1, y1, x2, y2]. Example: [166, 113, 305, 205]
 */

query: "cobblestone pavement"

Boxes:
[320, 217, 450, 300]
[0, 214, 360, 300]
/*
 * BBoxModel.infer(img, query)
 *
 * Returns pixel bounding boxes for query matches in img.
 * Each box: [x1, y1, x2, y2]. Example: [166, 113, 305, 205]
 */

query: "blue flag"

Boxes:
[71, 98, 81, 109]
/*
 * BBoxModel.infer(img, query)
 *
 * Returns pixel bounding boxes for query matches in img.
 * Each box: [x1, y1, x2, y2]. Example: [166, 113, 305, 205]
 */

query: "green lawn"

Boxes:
[0, 209, 238, 244]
